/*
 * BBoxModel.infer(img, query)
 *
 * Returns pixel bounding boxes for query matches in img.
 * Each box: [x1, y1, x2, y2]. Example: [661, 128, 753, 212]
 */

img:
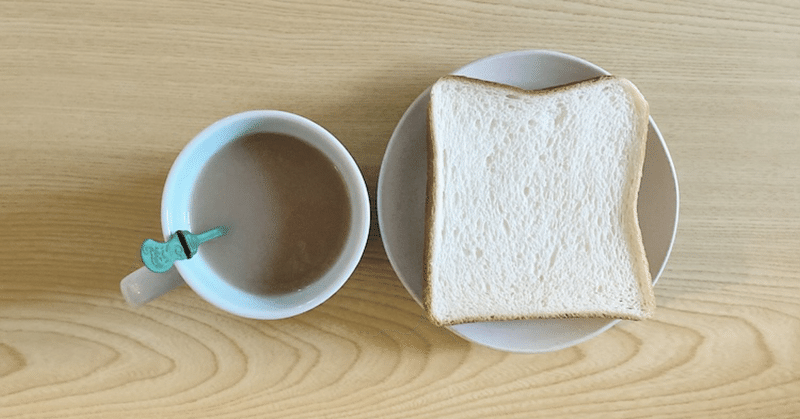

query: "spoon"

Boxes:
[141, 226, 227, 273]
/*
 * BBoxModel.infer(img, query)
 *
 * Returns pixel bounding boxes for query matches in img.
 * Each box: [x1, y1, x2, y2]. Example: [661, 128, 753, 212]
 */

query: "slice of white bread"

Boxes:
[423, 75, 655, 326]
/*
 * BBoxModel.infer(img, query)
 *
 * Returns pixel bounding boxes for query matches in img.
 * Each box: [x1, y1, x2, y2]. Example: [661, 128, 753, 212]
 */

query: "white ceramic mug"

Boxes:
[120, 110, 370, 319]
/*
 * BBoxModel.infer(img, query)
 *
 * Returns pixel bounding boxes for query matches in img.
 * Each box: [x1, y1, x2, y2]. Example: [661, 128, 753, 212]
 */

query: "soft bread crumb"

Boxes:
[423, 75, 655, 326]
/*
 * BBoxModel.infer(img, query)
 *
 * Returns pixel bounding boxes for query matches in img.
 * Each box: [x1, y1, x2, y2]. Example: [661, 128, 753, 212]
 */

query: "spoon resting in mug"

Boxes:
[141, 226, 228, 273]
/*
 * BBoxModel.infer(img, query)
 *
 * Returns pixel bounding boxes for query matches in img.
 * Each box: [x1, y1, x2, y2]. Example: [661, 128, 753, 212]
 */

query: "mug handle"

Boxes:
[120, 266, 185, 307]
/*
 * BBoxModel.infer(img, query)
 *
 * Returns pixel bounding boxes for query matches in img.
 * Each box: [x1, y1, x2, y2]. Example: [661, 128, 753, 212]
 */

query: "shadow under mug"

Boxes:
[121, 110, 371, 319]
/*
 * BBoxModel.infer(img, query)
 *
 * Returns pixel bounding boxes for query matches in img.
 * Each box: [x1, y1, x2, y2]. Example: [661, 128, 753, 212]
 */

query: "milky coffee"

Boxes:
[190, 132, 351, 296]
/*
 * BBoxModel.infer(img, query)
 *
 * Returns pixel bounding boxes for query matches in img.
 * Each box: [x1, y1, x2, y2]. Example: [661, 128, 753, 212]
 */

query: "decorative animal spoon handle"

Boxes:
[140, 226, 227, 273]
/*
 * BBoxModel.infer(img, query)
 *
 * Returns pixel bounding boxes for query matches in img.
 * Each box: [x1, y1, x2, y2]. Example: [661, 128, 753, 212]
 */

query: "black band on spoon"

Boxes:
[176, 230, 192, 259]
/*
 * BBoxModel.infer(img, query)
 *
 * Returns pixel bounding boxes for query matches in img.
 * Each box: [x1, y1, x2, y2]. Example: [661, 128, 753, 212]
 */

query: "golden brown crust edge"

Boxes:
[440, 74, 616, 99]
[618, 78, 657, 318]
[422, 90, 438, 325]
[434, 310, 652, 327]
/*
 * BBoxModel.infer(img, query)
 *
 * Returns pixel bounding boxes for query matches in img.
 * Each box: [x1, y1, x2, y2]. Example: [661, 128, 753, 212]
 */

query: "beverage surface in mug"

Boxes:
[190, 132, 352, 295]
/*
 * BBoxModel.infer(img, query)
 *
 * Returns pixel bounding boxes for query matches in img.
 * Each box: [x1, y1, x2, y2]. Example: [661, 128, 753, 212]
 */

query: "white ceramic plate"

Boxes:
[377, 50, 679, 353]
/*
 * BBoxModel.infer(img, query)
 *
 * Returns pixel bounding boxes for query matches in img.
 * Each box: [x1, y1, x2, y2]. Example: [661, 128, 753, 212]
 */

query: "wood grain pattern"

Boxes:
[1, 0, 799, 417]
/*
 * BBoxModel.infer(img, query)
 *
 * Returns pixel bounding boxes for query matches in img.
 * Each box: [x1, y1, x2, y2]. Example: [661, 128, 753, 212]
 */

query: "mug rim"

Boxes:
[161, 110, 370, 319]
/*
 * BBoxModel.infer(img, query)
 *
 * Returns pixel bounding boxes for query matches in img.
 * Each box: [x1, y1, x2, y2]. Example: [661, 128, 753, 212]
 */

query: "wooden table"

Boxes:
[2, 1, 798, 417]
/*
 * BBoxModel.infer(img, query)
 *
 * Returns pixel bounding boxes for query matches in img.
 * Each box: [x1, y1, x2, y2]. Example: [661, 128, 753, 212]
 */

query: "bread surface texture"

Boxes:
[423, 75, 655, 327]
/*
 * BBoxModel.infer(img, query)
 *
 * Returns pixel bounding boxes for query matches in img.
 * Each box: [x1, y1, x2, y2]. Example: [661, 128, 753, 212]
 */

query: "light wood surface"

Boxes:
[2, 1, 799, 417]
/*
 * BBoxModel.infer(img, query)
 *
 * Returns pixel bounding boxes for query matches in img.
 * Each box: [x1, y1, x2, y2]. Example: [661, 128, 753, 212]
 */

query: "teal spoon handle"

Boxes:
[185, 226, 228, 255]
[140, 226, 227, 273]
[141, 235, 187, 273]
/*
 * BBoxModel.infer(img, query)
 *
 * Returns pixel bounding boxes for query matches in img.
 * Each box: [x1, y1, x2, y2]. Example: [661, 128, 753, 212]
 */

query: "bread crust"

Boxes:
[423, 75, 655, 327]
[618, 78, 656, 317]
[422, 92, 438, 321]
[432, 310, 651, 328]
